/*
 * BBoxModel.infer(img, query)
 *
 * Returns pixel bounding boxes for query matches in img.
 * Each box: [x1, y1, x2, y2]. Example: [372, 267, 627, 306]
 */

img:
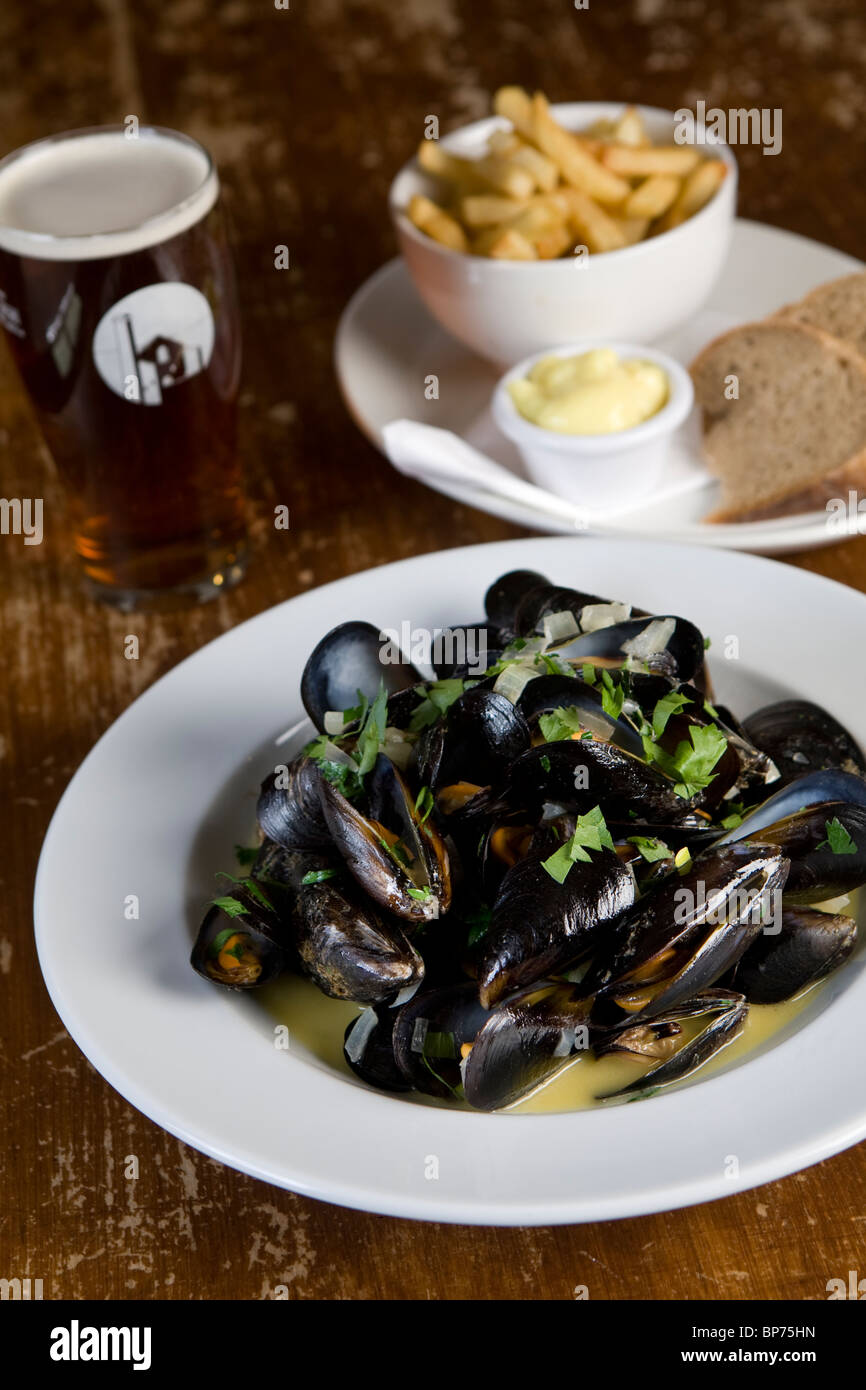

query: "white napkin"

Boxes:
[382, 417, 713, 528]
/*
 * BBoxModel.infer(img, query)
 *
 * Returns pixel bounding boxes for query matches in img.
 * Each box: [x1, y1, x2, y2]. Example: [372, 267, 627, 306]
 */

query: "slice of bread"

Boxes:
[690, 320, 866, 523]
[776, 271, 866, 359]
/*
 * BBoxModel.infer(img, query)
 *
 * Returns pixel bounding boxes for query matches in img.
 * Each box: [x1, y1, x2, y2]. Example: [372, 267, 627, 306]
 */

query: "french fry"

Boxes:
[623, 174, 681, 220]
[416, 139, 487, 192]
[531, 93, 631, 204]
[487, 128, 521, 157]
[407, 194, 469, 252]
[474, 225, 538, 260]
[492, 85, 535, 141]
[610, 105, 650, 147]
[654, 158, 727, 230]
[460, 193, 527, 227]
[601, 144, 700, 176]
[417, 138, 535, 199]
[611, 214, 651, 245]
[508, 141, 559, 192]
[559, 186, 628, 254]
[506, 203, 573, 259]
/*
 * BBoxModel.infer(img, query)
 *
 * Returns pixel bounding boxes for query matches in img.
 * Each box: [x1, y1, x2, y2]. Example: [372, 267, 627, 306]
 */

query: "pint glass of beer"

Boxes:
[0, 126, 245, 606]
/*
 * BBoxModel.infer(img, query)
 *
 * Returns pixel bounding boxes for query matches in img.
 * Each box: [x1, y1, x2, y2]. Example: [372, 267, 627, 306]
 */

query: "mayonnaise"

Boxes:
[508, 348, 669, 435]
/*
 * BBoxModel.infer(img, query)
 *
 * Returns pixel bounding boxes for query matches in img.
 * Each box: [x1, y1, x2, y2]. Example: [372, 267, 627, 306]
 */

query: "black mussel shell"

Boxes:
[716, 770, 866, 844]
[265, 844, 426, 1003]
[319, 753, 451, 923]
[516, 673, 646, 758]
[512, 583, 614, 638]
[477, 821, 636, 1008]
[393, 982, 492, 1098]
[557, 614, 706, 686]
[728, 906, 856, 1004]
[301, 620, 422, 732]
[595, 990, 747, 1098]
[430, 623, 498, 679]
[484, 569, 549, 635]
[724, 799, 866, 903]
[588, 842, 790, 1023]
[742, 699, 866, 787]
[344, 1007, 412, 1091]
[488, 739, 705, 826]
[190, 885, 292, 990]
[463, 982, 592, 1111]
[257, 755, 330, 851]
[418, 687, 530, 792]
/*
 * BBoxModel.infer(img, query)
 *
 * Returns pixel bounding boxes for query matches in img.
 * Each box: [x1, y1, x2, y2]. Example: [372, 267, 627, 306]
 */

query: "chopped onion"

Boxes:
[344, 1008, 378, 1064]
[542, 610, 580, 645]
[410, 1016, 429, 1055]
[390, 979, 422, 1008]
[317, 739, 355, 766]
[383, 726, 413, 770]
[323, 710, 347, 735]
[621, 616, 675, 659]
[493, 662, 539, 704]
[579, 602, 631, 633]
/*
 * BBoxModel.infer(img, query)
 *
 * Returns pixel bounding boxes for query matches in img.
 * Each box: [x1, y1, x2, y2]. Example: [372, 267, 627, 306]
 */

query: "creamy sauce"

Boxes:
[508, 348, 669, 435]
[257, 891, 858, 1114]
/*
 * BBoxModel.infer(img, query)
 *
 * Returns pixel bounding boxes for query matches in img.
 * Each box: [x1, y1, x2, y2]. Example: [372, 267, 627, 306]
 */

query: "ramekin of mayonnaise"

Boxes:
[492, 341, 694, 513]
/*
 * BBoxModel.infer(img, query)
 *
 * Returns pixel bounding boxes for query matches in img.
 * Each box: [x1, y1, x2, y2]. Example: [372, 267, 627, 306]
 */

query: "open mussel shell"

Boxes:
[511, 582, 616, 638]
[462, 982, 592, 1111]
[418, 687, 530, 792]
[742, 699, 866, 787]
[515, 673, 647, 758]
[344, 1007, 412, 1092]
[319, 753, 451, 924]
[716, 769, 866, 843]
[595, 990, 748, 1099]
[588, 842, 790, 1024]
[256, 755, 330, 851]
[393, 982, 492, 1098]
[728, 906, 857, 1004]
[489, 739, 705, 827]
[554, 614, 708, 687]
[259, 843, 425, 1003]
[723, 798, 866, 903]
[301, 620, 422, 732]
[484, 568, 549, 637]
[477, 820, 636, 1009]
[190, 886, 292, 991]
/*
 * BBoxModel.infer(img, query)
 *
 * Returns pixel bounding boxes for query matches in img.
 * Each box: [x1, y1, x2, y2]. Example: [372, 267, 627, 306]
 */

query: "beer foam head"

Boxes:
[0, 127, 218, 261]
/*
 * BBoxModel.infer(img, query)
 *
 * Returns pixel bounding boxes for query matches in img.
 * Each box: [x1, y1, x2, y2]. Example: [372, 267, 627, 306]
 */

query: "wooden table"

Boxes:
[2, 0, 864, 1301]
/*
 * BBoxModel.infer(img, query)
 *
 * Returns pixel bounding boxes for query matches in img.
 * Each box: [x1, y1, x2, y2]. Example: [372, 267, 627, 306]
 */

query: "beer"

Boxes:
[0, 126, 245, 605]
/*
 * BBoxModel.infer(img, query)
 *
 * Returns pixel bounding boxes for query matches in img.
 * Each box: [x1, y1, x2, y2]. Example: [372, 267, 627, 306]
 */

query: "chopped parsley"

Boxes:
[408, 678, 466, 733]
[539, 705, 589, 743]
[817, 817, 858, 856]
[600, 669, 624, 721]
[542, 806, 615, 883]
[301, 868, 340, 886]
[234, 844, 259, 868]
[651, 691, 692, 737]
[414, 785, 435, 825]
[626, 835, 672, 863]
[210, 897, 248, 922]
[642, 722, 728, 799]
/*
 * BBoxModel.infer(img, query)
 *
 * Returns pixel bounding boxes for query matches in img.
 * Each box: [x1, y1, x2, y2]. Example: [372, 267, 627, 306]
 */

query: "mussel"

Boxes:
[190, 881, 293, 990]
[393, 982, 492, 1099]
[728, 905, 857, 1003]
[257, 755, 330, 851]
[722, 797, 866, 904]
[478, 818, 636, 1008]
[320, 753, 452, 923]
[418, 687, 531, 792]
[301, 620, 422, 732]
[462, 982, 592, 1111]
[344, 1007, 412, 1091]
[742, 699, 866, 787]
[588, 842, 790, 1023]
[255, 840, 425, 1003]
[595, 989, 748, 1098]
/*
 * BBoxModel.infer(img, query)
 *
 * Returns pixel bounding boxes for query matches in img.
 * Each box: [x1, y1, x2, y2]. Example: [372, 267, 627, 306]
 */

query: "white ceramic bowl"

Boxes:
[389, 102, 738, 365]
[492, 340, 695, 510]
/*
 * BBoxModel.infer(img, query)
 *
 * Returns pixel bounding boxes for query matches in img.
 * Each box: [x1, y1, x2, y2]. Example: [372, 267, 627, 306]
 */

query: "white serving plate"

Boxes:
[335, 222, 864, 554]
[34, 538, 866, 1225]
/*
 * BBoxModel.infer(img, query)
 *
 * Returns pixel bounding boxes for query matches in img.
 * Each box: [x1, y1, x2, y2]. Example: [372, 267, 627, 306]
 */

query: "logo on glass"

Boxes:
[92, 282, 215, 405]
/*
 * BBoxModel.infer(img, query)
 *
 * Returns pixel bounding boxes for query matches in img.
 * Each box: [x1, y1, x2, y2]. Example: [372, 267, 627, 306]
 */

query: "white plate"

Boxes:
[335, 221, 863, 554]
[34, 537, 866, 1225]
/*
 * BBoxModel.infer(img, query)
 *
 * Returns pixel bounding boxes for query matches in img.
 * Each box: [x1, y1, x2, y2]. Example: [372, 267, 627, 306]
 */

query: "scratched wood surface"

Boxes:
[2, 0, 865, 1301]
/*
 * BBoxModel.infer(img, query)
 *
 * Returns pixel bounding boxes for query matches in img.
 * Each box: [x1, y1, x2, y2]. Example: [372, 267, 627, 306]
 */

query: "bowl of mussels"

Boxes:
[190, 567, 865, 1113]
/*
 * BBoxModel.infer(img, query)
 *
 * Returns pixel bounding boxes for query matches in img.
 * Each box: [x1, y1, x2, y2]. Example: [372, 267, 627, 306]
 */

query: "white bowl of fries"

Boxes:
[389, 90, 737, 365]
